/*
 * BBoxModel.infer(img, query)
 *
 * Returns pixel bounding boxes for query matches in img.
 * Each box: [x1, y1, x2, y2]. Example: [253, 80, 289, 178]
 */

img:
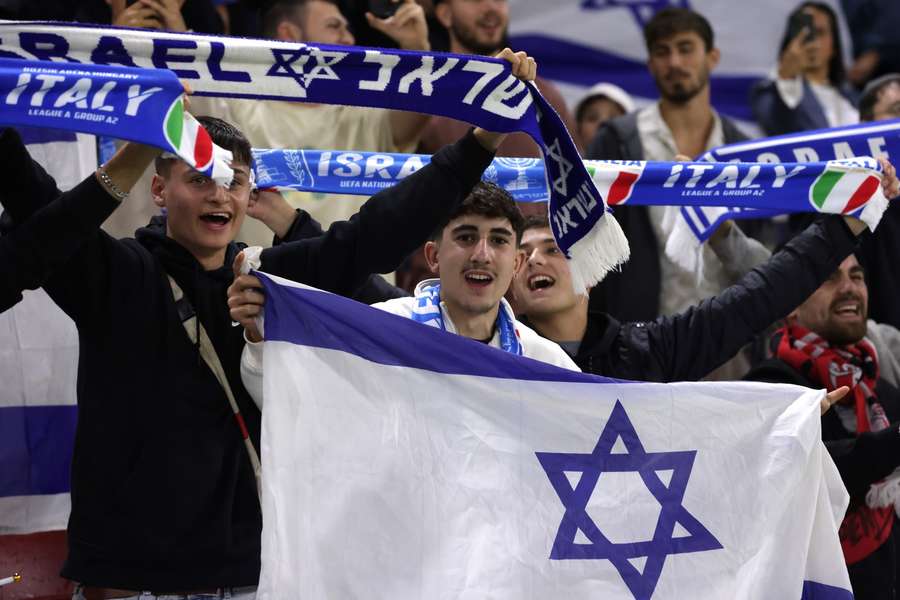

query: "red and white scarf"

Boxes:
[774, 324, 891, 564]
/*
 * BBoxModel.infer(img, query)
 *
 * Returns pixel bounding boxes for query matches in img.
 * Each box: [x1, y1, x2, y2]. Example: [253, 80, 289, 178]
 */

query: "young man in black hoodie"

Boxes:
[0, 48, 534, 597]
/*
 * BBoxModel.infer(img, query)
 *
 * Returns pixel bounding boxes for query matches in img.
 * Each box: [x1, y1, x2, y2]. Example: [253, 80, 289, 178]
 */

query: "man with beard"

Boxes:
[417, 0, 578, 168]
[745, 255, 900, 600]
[585, 8, 771, 379]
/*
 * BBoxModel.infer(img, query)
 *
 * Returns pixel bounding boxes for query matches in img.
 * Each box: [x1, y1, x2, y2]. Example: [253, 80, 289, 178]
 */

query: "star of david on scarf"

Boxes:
[543, 137, 573, 195]
[536, 400, 722, 600]
[267, 47, 347, 93]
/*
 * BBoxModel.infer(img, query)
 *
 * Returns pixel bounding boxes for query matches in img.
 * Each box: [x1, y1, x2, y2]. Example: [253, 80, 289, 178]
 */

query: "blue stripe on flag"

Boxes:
[801, 580, 854, 599]
[258, 275, 622, 385]
[507, 34, 758, 121]
[0, 405, 76, 498]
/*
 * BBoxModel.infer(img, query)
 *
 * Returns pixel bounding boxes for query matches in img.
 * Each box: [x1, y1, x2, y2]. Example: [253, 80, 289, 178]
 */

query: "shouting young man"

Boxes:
[0, 45, 535, 597]
[236, 182, 577, 408]
[511, 157, 898, 383]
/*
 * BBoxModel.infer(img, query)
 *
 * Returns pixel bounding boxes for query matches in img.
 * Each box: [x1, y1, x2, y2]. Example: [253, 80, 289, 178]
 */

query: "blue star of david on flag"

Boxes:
[536, 400, 722, 600]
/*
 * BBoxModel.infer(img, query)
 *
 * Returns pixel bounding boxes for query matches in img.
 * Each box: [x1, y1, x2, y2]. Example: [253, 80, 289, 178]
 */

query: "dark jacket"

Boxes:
[858, 203, 900, 331]
[745, 358, 900, 600]
[0, 130, 493, 590]
[276, 208, 408, 304]
[751, 77, 859, 137]
[525, 216, 859, 381]
[0, 131, 119, 312]
[584, 110, 749, 323]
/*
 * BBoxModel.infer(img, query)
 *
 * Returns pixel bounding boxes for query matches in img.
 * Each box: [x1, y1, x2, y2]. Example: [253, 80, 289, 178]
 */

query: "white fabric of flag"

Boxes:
[255, 273, 853, 600]
[0, 128, 95, 534]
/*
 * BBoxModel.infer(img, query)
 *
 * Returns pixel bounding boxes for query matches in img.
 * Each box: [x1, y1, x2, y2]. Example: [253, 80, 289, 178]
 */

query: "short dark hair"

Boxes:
[431, 182, 525, 243]
[260, 0, 338, 38]
[778, 2, 845, 87]
[522, 214, 550, 234]
[643, 8, 714, 53]
[858, 73, 900, 122]
[155, 116, 252, 176]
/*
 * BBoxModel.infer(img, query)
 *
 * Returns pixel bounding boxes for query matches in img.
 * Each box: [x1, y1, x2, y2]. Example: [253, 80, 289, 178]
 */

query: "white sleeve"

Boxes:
[774, 75, 804, 109]
[370, 297, 415, 318]
[241, 336, 265, 409]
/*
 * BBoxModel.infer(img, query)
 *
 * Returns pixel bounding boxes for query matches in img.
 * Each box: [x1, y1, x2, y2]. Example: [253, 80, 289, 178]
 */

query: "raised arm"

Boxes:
[259, 49, 534, 292]
[0, 128, 63, 226]
[638, 156, 897, 382]
[0, 172, 121, 313]
[0, 128, 162, 324]
[259, 127, 494, 291]
[641, 216, 861, 381]
[248, 190, 409, 303]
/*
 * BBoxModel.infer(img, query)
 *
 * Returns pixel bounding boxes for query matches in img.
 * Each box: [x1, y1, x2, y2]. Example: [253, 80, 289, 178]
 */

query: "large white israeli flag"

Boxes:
[254, 273, 853, 600]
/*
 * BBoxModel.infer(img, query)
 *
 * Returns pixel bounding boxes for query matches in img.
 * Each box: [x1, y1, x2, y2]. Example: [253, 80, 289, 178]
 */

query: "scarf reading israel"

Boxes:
[0, 21, 627, 291]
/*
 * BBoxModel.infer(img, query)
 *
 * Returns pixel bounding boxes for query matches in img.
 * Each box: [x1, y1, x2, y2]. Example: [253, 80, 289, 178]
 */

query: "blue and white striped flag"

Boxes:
[254, 272, 853, 600]
[0, 127, 95, 535]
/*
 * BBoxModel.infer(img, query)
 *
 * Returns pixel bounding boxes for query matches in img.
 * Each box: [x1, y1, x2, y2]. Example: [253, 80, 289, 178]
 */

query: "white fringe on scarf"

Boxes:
[866, 468, 900, 514]
[565, 211, 631, 295]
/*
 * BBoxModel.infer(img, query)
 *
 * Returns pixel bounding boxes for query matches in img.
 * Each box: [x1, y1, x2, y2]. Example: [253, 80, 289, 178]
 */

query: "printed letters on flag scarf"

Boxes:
[0, 58, 234, 185]
[252, 147, 889, 242]
[657, 119, 900, 270]
[0, 21, 628, 291]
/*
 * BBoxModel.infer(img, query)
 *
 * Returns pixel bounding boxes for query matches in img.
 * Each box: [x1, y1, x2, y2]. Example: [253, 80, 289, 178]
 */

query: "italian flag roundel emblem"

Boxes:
[809, 162, 881, 215]
[588, 162, 645, 206]
[163, 97, 214, 172]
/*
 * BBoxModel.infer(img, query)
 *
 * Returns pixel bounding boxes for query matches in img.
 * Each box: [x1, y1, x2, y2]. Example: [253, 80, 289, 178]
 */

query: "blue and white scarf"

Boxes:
[253, 144, 890, 275]
[658, 118, 900, 269]
[0, 57, 234, 184]
[410, 280, 522, 356]
[253, 148, 888, 228]
[0, 21, 627, 291]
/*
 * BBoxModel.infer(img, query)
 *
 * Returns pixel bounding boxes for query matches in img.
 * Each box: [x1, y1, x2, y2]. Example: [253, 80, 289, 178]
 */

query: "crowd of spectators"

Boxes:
[2, 0, 900, 599]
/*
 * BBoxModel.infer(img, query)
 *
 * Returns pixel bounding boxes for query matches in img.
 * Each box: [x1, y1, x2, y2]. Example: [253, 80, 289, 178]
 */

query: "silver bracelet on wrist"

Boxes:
[97, 167, 129, 201]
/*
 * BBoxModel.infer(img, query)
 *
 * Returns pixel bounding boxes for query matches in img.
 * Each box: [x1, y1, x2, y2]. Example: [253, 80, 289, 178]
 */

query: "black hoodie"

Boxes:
[1, 130, 493, 590]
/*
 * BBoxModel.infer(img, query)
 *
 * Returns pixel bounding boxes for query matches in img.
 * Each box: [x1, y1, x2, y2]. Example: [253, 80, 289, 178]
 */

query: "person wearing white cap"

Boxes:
[574, 82, 635, 150]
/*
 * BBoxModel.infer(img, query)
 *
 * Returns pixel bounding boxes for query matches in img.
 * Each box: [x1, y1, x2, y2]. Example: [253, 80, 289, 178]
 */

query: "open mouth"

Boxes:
[199, 212, 232, 227]
[464, 271, 494, 287]
[477, 17, 502, 32]
[528, 274, 556, 291]
[833, 302, 861, 317]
